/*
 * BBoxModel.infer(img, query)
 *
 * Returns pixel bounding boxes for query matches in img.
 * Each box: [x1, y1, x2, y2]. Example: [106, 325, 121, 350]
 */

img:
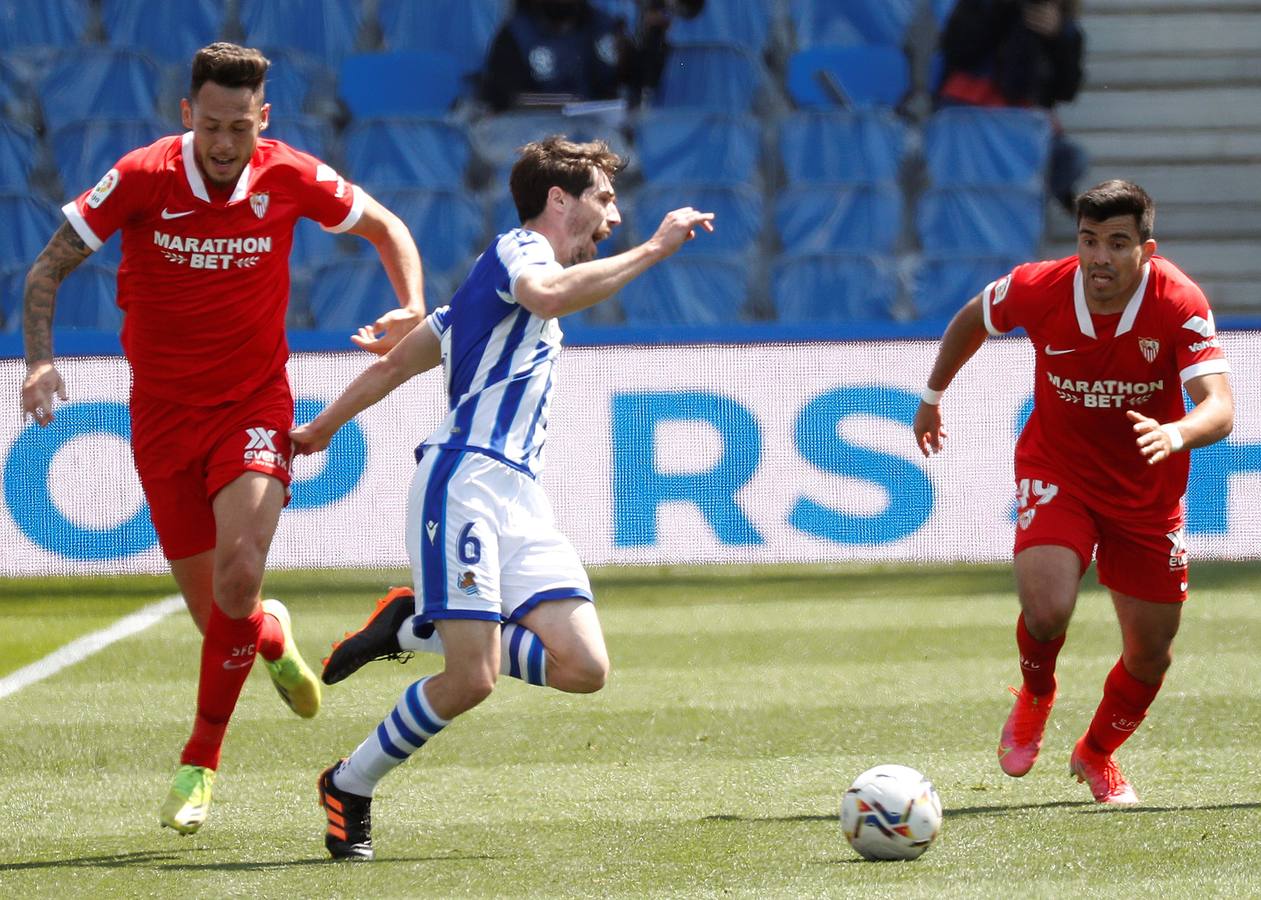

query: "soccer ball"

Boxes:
[839, 764, 943, 861]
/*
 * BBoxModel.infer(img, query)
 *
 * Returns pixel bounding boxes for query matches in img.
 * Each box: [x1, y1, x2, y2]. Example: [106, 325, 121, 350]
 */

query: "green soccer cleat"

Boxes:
[262, 598, 321, 718]
[160, 764, 216, 835]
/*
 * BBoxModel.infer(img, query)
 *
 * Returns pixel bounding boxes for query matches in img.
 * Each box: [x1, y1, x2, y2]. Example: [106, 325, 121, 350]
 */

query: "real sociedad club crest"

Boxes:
[250, 192, 269, 219]
[1138, 338, 1159, 363]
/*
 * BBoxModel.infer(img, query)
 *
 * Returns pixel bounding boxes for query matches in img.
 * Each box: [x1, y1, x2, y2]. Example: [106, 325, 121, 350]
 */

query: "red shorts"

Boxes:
[130, 377, 293, 560]
[1013, 474, 1188, 603]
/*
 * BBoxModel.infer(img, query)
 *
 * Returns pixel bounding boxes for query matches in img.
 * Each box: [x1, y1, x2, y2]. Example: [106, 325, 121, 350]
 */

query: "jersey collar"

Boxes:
[180, 131, 253, 204]
[1072, 261, 1151, 339]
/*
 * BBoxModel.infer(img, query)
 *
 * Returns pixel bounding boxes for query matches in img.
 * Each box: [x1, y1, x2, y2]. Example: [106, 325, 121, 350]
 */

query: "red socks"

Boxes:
[1085, 658, 1161, 756]
[1015, 613, 1064, 696]
[180, 603, 281, 769]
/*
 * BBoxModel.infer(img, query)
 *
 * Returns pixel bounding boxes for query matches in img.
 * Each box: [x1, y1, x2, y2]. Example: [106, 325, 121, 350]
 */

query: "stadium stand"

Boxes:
[307, 258, 399, 332]
[349, 187, 486, 278]
[338, 51, 462, 117]
[784, 44, 911, 110]
[617, 254, 754, 326]
[634, 111, 761, 187]
[37, 48, 162, 132]
[916, 185, 1044, 258]
[100, 0, 226, 65]
[774, 182, 903, 255]
[264, 114, 334, 160]
[666, 3, 774, 52]
[778, 110, 909, 184]
[377, 0, 506, 77]
[51, 263, 123, 330]
[923, 107, 1052, 188]
[0, 0, 89, 53]
[654, 43, 767, 112]
[787, 0, 919, 47]
[238, 0, 364, 64]
[49, 117, 168, 197]
[771, 252, 900, 323]
[343, 118, 471, 190]
[910, 251, 1024, 320]
[629, 183, 764, 257]
[0, 120, 39, 190]
[0, 191, 61, 267]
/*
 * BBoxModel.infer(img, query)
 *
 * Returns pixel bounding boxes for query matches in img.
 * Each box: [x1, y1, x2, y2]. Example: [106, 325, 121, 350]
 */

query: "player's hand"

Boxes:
[649, 207, 715, 258]
[21, 361, 67, 427]
[289, 421, 334, 456]
[1128, 409, 1175, 465]
[913, 402, 947, 457]
[352, 306, 425, 355]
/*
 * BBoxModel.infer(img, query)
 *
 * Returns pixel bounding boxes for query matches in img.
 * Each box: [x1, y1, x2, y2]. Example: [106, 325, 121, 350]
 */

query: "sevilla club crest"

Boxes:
[1138, 338, 1159, 363]
[249, 192, 269, 219]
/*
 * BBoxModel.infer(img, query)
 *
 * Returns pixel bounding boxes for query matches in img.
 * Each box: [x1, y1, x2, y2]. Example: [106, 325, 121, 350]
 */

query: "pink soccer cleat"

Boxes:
[1069, 736, 1139, 805]
[997, 679, 1057, 776]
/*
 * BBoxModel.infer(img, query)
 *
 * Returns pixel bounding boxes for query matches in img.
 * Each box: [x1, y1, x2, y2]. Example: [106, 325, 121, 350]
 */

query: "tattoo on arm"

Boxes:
[23, 222, 93, 365]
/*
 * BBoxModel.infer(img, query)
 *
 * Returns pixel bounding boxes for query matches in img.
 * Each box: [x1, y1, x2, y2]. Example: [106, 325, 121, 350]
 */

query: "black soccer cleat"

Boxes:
[322, 586, 422, 685]
[318, 761, 374, 861]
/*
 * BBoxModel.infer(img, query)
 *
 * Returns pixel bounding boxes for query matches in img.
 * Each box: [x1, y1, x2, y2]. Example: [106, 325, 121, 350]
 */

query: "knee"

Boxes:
[449, 670, 498, 712]
[213, 553, 265, 615]
[1020, 605, 1070, 641]
[1126, 647, 1173, 683]
[552, 649, 609, 694]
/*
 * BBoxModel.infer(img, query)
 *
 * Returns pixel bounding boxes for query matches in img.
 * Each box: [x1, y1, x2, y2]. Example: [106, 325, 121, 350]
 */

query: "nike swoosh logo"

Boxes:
[222, 658, 253, 670]
[1044, 346, 1076, 356]
[161, 208, 195, 219]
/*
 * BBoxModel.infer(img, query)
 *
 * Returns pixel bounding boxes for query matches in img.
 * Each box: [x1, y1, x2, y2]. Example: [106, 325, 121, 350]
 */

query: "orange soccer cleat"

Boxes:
[997, 678, 1057, 777]
[1069, 736, 1139, 805]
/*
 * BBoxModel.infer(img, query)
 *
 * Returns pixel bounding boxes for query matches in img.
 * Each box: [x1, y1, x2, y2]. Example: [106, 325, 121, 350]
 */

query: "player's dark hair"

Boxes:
[510, 135, 624, 224]
[1075, 180, 1155, 241]
[190, 43, 270, 99]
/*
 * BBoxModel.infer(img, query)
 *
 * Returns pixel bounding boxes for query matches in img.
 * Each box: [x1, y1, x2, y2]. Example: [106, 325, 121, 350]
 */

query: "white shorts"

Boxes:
[405, 448, 593, 624]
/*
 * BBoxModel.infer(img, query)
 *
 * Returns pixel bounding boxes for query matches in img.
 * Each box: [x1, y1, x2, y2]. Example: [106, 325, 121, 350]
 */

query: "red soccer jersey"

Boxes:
[62, 132, 363, 405]
[982, 255, 1230, 519]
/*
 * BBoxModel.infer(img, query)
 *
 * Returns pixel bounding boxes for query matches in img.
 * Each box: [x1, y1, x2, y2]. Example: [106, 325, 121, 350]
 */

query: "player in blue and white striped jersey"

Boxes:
[291, 135, 714, 860]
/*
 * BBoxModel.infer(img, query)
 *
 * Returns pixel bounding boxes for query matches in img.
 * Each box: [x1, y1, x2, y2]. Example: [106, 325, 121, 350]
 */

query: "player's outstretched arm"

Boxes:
[21, 222, 93, 425]
[515, 207, 715, 319]
[291, 313, 442, 456]
[347, 194, 427, 355]
[914, 294, 989, 456]
[1129, 371, 1233, 466]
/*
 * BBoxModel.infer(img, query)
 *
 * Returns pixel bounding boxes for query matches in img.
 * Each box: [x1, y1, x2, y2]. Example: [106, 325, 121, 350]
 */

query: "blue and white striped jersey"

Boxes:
[420, 229, 566, 477]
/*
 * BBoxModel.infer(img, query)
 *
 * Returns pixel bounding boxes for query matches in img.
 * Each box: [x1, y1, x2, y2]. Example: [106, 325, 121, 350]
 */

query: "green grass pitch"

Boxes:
[0, 561, 1258, 898]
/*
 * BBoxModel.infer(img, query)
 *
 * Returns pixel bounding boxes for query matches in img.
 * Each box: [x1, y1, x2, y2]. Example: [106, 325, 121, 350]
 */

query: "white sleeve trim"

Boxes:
[981, 280, 1002, 336]
[60, 201, 103, 252]
[1180, 358, 1231, 384]
[323, 184, 367, 234]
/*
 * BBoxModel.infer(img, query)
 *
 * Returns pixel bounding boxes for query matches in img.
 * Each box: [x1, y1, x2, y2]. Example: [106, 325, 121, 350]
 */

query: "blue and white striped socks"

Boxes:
[334, 675, 450, 797]
[396, 621, 548, 687]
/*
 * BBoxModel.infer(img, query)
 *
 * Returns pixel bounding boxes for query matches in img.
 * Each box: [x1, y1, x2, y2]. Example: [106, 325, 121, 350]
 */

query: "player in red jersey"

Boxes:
[914, 180, 1233, 804]
[19, 43, 427, 834]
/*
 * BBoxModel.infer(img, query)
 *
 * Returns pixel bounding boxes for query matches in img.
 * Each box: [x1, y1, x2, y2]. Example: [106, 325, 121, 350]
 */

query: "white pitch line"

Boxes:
[0, 594, 185, 700]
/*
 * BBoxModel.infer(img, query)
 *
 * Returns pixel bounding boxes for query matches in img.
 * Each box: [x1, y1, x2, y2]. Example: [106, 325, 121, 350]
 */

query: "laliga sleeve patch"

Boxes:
[87, 168, 121, 209]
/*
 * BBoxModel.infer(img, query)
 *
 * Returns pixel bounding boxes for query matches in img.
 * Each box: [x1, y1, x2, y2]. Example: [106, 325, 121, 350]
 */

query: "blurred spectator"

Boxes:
[480, 0, 699, 111]
[937, 0, 1088, 211]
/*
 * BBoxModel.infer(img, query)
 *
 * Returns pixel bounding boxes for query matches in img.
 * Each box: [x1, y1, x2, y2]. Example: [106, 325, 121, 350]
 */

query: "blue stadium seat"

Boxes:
[933, 0, 959, 28]
[343, 118, 471, 191]
[308, 259, 398, 331]
[0, 120, 38, 190]
[774, 182, 902, 255]
[50, 118, 168, 196]
[54, 263, 121, 330]
[0, 0, 89, 50]
[771, 252, 899, 323]
[915, 185, 1044, 256]
[239, 0, 363, 63]
[656, 44, 765, 112]
[379, 0, 506, 75]
[617, 254, 752, 326]
[667, 4, 772, 52]
[471, 110, 631, 190]
[779, 110, 908, 184]
[339, 51, 462, 117]
[0, 191, 61, 268]
[38, 48, 162, 132]
[923, 107, 1053, 187]
[355, 188, 486, 277]
[260, 49, 338, 119]
[789, 0, 918, 47]
[628, 184, 762, 257]
[786, 45, 910, 110]
[290, 218, 340, 273]
[635, 112, 760, 187]
[911, 252, 1023, 319]
[101, 0, 225, 64]
[264, 115, 334, 160]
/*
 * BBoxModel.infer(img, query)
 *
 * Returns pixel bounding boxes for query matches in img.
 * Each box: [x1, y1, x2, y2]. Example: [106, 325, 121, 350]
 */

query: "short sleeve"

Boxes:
[427, 305, 451, 337]
[1172, 294, 1230, 384]
[61, 148, 151, 251]
[283, 144, 364, 233]
[498, 230, 562, 301]
[981, 270, 1018, 336]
